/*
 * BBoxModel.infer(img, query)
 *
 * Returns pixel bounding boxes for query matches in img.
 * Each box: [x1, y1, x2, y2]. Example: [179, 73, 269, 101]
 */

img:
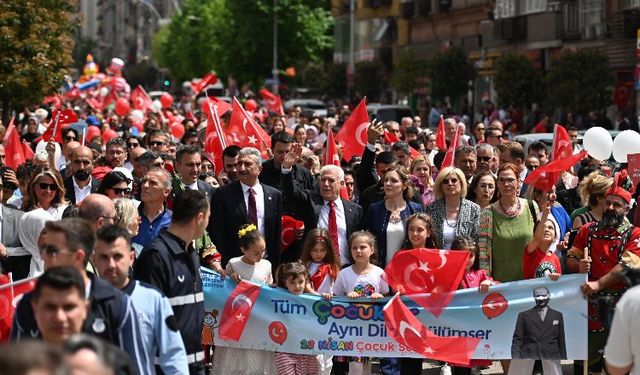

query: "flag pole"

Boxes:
[51, 111, 61, 141]
[82, 127, 87, 146]
[583, 246, 589, 375]
[236, 98, 269, 150]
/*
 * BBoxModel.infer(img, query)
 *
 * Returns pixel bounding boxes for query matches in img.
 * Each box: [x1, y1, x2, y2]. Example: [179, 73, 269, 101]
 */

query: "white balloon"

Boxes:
[99, 87, 109, 97]
[612, 130, 640, 163]
[130, 109, 144, 123]
[583, 127, 613, 161]
[151, 100, 162, 113]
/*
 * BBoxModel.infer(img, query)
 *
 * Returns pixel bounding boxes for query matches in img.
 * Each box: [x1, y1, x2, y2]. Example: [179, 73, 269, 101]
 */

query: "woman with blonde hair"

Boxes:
[425, 166, 480, 250]
[572, 171, 613, 228]
[114, 198, 143, 255]
[409, 156, 435, 206]
[21, 167, 69, 219]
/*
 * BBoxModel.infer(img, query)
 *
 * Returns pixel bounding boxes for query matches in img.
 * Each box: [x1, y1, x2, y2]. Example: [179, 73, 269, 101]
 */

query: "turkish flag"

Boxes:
[440, 126, 461, 170]
[192, 72, 218, 96]
[383, 294, 480, 364]
[218, 280, 261, 341]
[41, 109, 78, 143]
[324, 129, 349, 199]
[227, 98, 271, 159]
[524, 150, 588, 192]
[384, 248, 469, 317]
[613, 81, 633, 108]
[259, 88, 285, 116]
[201, 96, 232, 117]
[551, 124, 573, 161]
[21, 140, 35, 161]
[131, 85, 153, 111]
[281, 215, 304, 252]
[204, 99, 229, 174]
[2, 119, 26, 169]
[435, 115, 447, 150]
[65, 87, 81, 100]
[335, 98, 369, 161]
[0, 275, 38, 342]
[383, 129, 421, 158]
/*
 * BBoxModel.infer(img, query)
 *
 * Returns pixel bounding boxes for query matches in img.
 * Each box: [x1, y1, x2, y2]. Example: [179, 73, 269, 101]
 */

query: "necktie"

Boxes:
[538, 308, 546, 322]
[328, 201, 339, 256]
[248, 188, 258, 225]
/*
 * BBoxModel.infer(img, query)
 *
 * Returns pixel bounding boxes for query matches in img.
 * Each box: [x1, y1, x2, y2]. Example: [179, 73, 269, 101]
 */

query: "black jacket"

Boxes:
[133, 230, 205, 368]
[12, 274, 151, 374]
[511, 307, 567, 360]
[259, 159, 314, 216]
[63, 175, 100, 205]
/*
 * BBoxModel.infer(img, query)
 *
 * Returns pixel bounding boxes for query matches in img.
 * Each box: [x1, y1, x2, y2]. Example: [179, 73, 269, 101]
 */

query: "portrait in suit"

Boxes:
[63, 146, 99, 205]
[208, 148, 282, 269]
[511, 287, 567, 360]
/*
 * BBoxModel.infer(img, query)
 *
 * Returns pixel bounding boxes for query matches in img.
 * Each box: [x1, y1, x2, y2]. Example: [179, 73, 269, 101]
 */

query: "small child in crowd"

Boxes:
[274, 262, 319, 375]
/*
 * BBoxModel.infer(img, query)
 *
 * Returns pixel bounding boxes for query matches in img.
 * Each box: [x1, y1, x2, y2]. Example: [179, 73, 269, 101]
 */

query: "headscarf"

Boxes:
[18, 208, 54, 277]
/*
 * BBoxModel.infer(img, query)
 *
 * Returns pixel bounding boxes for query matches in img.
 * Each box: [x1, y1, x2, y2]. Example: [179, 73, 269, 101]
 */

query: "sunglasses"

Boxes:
[65, 136, 77, 141]
[150, 141, 166, 147]
[127, 142, 139, 148]
[39, 245, 69, 256]
[111, 187, 131, 195]
[38, 183, 58, 191]
[443, 178, 459, 185]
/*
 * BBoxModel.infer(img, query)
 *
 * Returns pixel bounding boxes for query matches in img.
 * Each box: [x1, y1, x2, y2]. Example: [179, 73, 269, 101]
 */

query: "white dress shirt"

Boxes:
[318, 199, 348, 265]
[241, 182, 265, 235]
[73, 177, 92, 205]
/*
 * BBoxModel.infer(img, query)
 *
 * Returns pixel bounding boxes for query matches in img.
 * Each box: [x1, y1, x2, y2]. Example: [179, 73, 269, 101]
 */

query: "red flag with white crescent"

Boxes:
[524, 150, 588, 192]
[227, 98, 271, 159]
[218, 280, 261, 341]
[335, 98, 369, 161]
[131, 85, 153, 111]
[383, 294, 480, 364]
[0, 275, 38, 342]
[204, 98, 228, 174]
[384, 248, 469, 317]
[551, 124, 573, 161]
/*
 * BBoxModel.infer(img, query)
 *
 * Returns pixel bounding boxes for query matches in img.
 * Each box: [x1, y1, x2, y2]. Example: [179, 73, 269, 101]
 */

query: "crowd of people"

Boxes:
[0, 94, 639, 375]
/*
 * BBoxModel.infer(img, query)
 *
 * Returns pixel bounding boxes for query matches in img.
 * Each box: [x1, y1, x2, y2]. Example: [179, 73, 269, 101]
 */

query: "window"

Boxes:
[520, 0, 547, 14]
[579, 0, 603, 27]
[494, 0, 516, 19]
[622, 0, 640, 9]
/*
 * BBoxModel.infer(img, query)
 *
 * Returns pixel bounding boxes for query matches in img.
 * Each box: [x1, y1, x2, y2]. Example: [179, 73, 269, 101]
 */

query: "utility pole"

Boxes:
[272, 0, 279, 94]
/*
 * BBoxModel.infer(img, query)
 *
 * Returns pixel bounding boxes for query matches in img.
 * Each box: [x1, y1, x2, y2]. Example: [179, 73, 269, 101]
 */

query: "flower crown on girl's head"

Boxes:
[238, 224, 257, 239]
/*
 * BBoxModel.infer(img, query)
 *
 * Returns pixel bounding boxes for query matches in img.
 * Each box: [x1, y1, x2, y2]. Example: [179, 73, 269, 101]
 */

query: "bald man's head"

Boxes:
[65, 141, 81, 159]
[78, 194, 116, 231]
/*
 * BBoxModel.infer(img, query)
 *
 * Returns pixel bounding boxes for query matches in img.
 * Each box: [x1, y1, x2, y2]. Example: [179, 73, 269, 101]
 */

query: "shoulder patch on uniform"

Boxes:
[165, 315, 179, 331]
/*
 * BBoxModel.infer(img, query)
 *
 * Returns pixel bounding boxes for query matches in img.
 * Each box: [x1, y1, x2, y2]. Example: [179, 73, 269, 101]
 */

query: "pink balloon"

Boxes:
[170, 122, 185, 139]
[244, 99, 257, 112]
[115, 98, 130, 116]
[160, 93, 174, 109]
[102, 129, 117, 143]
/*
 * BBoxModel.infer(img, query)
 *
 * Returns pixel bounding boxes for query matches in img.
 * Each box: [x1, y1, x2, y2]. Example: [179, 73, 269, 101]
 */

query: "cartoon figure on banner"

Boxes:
[482, 292, 508, 319]
[202, 309, 220, 345]
[268, 321, 288, 345]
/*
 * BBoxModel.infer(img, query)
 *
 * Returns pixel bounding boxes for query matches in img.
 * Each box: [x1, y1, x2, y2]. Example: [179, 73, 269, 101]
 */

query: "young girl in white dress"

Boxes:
[211, 224, 277, 375]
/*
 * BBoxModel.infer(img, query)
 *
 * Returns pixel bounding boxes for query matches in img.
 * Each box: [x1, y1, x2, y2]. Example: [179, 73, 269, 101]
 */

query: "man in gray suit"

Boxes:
[0, 172, 26, 278]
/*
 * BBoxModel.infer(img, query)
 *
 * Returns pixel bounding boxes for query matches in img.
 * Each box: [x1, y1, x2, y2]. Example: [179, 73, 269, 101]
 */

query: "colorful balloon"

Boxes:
[268, 321, 287, 345]
[130, 109, 144, 123]
[102, 128, 117, 143]
[86, 126, 101, 142]
[114, 98, 130, 116]
[481, 292, 508, 320]
[160, 93, 174, 109]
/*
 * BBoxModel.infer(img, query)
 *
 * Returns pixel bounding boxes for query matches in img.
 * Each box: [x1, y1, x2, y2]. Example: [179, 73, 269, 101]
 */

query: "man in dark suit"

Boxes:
[209, 147, 282, 269]
[511, 287, 566, 374]
[63, 146, 99, 205]
[282, 147, 363, 266]
[173, 145, 215, 202]
[0, 171, 26, 278]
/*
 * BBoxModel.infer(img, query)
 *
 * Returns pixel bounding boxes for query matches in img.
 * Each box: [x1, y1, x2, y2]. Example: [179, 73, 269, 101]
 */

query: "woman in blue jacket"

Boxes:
[363, 166, 424, 268]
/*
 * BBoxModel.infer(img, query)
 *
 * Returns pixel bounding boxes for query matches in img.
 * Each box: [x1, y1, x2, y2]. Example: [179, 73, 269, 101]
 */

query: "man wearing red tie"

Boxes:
[282, 153, 363, 266]
[209, 147, 283, 270]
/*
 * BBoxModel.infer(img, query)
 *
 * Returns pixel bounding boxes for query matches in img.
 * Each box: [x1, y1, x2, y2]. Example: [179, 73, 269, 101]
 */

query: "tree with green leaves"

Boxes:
[427, 47, 475, 105]
[390, 49, 427, 97]
[155, 0, 333, 85]
[0, 0, 77, 119]
[545, 49, 613, 114]
[494, 54, 544, 110]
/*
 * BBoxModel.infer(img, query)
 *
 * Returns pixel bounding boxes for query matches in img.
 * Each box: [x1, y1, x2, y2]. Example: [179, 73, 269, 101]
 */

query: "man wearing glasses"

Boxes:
[147, 130, 169, 154]
[106, 138, 127, 169]
[485, 127, 503, 147]
[63, 146, 99, 205]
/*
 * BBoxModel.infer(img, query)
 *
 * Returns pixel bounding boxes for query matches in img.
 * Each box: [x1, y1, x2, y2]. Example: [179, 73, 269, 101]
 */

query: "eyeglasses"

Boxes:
[478, 156, 492, 162]
[526, 165, 538, 170]
[65, 136, 77, 141]
[40, 245, 70, 256]
[38, 183, 58, 191]
[110, 187, 131, 195]
[498, 177, 517, 185]
[99, 215, 117, 221]
[443, 178, 459, 185]
[127, 142, 139, 148]
[150, 141, 166, 147]
[489, 134, 503, 138]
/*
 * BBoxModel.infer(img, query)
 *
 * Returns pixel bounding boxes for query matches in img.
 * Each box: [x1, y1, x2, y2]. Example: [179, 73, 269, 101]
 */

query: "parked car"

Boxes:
[283, 99, 327, 117]
[366, 104, 413, 124]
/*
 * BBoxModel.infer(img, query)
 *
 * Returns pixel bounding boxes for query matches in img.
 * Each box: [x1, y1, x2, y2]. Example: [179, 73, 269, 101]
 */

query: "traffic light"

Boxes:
[163, 80, 170, 87]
